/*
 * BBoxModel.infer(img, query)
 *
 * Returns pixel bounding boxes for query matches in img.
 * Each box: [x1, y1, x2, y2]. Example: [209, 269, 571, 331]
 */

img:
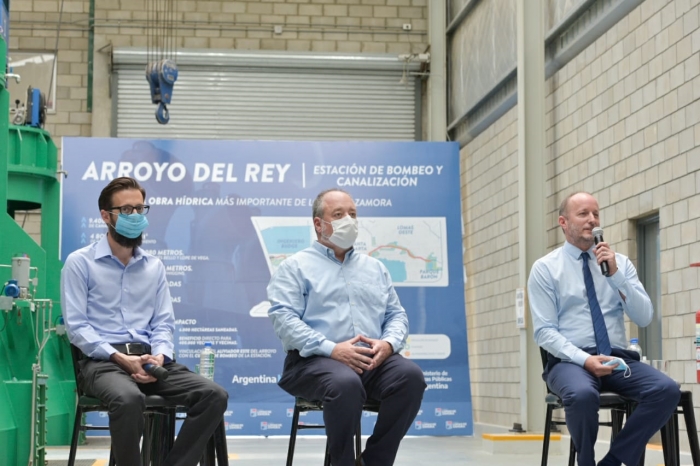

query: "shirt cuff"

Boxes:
[95, 343, 117, 361]
[151, 344, 174, 361]
[571, 349, 592, 367]
[319, 340, 336, 358]
[608, 268, 626, 288]
[383, 337, 402, 354]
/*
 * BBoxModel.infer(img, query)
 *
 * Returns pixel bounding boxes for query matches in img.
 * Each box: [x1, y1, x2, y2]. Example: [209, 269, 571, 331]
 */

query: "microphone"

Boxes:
[143, 363, 169, 381]
[592, 227, 609, 277]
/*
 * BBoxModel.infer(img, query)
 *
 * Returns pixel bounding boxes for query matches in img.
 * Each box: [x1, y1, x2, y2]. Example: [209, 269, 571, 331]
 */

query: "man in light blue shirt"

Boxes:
[528, 191, 679, 466]
[61, 177, 228, 466]
[267, 188, 426, 466]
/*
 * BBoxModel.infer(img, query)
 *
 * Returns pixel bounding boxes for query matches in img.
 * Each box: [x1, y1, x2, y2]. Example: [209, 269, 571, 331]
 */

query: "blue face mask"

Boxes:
[603, 358, 631, 378]
[114, 213, 149, 238]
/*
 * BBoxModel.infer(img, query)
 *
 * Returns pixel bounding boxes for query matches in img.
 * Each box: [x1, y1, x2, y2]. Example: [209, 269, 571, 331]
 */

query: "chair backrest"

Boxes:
[539, 347, 548, 371]
[539, 347, 558, 396]
[69, 344, 88, 397]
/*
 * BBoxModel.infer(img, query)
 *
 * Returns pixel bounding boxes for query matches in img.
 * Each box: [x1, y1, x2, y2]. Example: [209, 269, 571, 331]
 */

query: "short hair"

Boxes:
[558, 191, 593, 217]
[98, 177, 146, 211]
[311, 188, 350, 219]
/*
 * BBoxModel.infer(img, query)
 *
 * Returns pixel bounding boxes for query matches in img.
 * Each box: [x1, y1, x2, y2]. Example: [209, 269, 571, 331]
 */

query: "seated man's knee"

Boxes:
[325, 371, 365, 402]
[211, 384, 229, 410]
[561, 385, 599, 409]
[111, 390, 146, 415]
[654, 376, 681, 406]
[401, 360, 427, 393]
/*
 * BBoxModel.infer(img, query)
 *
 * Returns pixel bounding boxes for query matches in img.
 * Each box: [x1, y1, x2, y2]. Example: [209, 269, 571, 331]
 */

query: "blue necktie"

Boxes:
[581, 252, 612, 356]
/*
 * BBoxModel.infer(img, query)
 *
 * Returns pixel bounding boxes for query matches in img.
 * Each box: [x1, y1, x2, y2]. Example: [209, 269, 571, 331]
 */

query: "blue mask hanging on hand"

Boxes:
[114, 213, 149, 238]
[603, 358, 631, 378]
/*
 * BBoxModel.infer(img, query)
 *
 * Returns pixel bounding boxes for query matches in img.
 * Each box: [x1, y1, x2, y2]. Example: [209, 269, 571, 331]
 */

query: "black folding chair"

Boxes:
[659, 390, 700, 466]
[286, 397, 380, 466]
[539, 348, 634, 466]
[67, 344, 228, 466]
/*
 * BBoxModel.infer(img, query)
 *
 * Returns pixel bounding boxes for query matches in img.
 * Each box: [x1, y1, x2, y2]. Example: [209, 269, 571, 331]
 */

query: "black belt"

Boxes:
[112, 343, 151, 355]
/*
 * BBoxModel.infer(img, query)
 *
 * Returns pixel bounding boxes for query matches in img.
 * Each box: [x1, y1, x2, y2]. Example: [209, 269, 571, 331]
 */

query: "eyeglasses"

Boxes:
[108, 204, 150, 215]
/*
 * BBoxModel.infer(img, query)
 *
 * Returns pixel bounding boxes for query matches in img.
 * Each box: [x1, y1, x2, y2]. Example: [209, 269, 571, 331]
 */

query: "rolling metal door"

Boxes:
[113, 49, 419, 141]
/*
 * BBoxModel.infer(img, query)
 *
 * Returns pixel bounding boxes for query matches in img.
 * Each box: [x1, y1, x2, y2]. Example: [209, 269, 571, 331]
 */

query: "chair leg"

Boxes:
[681, 392, 700, 466]
[108, 446, 116, 466]
[158, 411, 173, 465]
[286, 405, 301, 466]
[201, 432, 216, 466]
[611, 409, 624, 440]
[661, 416, 678, 466]
[674, 412, 681, 466]
[355, 417, 363, 465]
[142, 412, 153, 466]
[150, 412, 169, 466]
[568, 439, 576, 466]
[214, 418, 229, 466]
[67, 406, 83, 466]
[541, 406, 554, 466]
[166, 408, 176, 453]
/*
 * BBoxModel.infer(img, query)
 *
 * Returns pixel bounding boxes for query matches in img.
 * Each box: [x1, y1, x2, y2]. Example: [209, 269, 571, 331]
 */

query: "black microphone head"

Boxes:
[144, 363, 169, 381]
[592, 227, 604, 243]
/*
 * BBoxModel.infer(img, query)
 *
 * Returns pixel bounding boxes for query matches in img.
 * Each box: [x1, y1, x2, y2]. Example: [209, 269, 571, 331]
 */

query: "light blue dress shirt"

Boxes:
[528, 241, 653, 367]
[267, 241, 409, 358]
[61, 236, 175, 361]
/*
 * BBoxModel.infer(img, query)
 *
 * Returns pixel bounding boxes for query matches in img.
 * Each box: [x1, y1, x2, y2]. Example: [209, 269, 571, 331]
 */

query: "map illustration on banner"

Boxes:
[252, 216, 448, 287]
[60, 138, 472, 437]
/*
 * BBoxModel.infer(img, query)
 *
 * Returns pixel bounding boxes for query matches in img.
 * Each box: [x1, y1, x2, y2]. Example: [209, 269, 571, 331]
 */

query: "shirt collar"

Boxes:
[563, 240, 595, 260]
[94, 234, 147, 262]
[312, 240, 355, 260]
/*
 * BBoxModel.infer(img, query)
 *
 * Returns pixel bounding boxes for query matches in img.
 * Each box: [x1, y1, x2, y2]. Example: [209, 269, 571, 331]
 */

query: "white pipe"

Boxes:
[428, 1, 447, 141]
[27, 363, 39, 466]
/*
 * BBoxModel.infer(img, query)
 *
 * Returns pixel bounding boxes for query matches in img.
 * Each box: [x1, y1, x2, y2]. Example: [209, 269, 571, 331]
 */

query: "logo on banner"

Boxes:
[286, 408, 294, 418]
[435, 408, 457, 416]
[446, 420, 468, 429]
[260, 421, 282, 430]
[225, 422, 244, 431]
[250, 408, 272, 417]
[414, 421, 435, 430]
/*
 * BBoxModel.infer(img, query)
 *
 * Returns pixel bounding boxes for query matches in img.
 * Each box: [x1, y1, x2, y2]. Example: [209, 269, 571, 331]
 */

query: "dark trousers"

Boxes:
[547, 352, 680, 466]
[279, 351, 426, 466]
[79, 359, 229, 466]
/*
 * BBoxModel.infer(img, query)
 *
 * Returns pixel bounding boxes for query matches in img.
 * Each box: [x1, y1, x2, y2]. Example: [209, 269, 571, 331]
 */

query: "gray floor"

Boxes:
[45, 435, 684, 465]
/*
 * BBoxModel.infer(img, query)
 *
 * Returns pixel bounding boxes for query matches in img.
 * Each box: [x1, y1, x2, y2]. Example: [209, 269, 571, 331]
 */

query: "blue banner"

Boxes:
[61, 138, 472, 436]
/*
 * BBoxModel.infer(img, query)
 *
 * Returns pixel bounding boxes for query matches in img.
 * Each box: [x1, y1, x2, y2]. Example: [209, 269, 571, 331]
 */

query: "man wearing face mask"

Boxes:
[61, 177, 228, 466]
[267, 188, 426, 466]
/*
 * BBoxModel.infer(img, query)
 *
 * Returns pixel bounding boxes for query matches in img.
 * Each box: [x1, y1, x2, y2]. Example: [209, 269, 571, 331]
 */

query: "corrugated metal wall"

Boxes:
[113, 50, 419, 141]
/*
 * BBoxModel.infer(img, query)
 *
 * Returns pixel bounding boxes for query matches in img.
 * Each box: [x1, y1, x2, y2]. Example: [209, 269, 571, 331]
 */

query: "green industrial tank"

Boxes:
[0, 1, 75, 464]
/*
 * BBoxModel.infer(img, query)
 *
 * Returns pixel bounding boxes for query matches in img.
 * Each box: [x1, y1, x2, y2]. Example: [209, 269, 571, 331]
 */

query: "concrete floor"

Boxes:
[45, 435, 689, 466]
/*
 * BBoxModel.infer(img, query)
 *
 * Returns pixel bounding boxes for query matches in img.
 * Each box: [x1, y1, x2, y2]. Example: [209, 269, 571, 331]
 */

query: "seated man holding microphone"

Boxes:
[61, 177, 228, 466]
[528, 191, 679, 466]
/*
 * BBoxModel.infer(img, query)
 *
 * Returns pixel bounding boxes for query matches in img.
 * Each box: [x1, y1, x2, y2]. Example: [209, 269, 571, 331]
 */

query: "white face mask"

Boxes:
[322, 215, 358, 249]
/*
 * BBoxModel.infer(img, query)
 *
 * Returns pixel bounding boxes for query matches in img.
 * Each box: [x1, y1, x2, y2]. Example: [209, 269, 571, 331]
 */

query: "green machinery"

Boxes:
[0, 1, 75, 465]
